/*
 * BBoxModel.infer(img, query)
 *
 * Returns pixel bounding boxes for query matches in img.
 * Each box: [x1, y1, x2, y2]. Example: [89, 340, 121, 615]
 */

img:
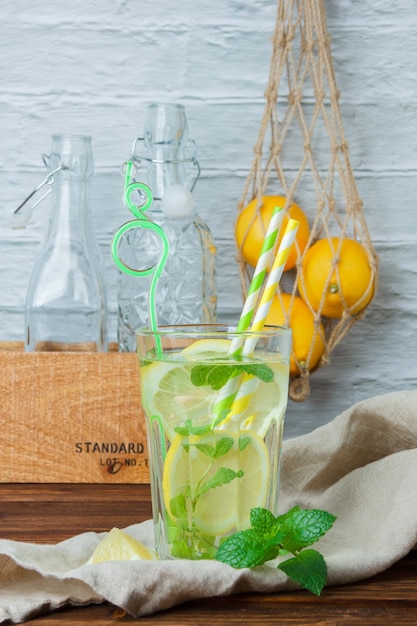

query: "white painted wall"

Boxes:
[0, 0, 416, 437]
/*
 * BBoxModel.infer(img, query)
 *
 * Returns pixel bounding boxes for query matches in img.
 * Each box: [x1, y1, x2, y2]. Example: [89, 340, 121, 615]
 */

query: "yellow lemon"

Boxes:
[266, 293, 325, 375]
[298, 237, 375, 318]
[87, 528, 155, 564]
[235, 195, 310, 270]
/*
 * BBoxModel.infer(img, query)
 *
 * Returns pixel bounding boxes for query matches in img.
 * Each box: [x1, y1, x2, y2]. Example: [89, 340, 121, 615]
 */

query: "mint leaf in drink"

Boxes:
[169, 492, 188, 520]
[278, 549, 328, 596]
[174, 419, 212, 436]
[188, 365, 210, 388]
[187, 436, 235, 460]
[190, 363, 275, 391]
[197, 468, 244, 498]
[240, 363, 275, 383]
[215, 506, 336, 596]
[190, 364, 238, 390]
[238, 436, 251, 452]
[214, 437, 235, 458]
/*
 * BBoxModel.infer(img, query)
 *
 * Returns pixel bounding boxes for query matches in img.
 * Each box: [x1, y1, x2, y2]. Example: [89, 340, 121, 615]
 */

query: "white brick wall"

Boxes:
[0, 0, 416, 437]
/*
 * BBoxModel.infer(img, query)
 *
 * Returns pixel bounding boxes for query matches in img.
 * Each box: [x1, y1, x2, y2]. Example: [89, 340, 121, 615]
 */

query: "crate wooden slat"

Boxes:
[0, 344, 149, 483]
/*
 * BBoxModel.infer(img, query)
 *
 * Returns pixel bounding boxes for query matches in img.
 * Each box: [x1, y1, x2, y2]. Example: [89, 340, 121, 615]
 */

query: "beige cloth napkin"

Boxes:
[1, 390, 417, 623]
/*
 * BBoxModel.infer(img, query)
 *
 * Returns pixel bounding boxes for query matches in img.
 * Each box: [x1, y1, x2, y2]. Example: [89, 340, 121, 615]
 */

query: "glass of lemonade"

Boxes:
[137, 324, 291, 560]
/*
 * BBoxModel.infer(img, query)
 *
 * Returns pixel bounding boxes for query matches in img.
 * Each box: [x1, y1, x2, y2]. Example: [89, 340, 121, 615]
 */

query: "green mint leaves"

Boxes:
[167, 434, 250, 560]
[278, 550, 328, 596]
[190, 362, 275, 391]
[215, 506, 336, 595]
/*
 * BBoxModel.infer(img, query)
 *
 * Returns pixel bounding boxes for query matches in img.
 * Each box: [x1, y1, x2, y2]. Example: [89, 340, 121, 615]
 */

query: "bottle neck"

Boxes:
[47, 172, 91, 242]
[132, 152, 200, 205]
[147, 159, 188, 201]
[44, 134, 94, 240]
[134, 104, 197, 200]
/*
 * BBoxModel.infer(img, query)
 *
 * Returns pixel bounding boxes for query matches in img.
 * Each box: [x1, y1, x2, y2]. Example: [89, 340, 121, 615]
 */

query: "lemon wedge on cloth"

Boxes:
[87, 527, 155, 564]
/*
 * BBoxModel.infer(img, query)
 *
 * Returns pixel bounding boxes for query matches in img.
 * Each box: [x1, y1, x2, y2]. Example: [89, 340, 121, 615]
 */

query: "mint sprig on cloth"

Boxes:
[215, 506, 336, 595]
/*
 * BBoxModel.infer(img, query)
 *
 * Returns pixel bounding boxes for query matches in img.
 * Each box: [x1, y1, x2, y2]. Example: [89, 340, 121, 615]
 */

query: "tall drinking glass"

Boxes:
[137, 324, 291, 560]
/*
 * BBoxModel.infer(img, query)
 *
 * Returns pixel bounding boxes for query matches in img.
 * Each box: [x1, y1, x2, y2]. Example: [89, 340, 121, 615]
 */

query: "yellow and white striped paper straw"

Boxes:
[221, 218, 299, 426]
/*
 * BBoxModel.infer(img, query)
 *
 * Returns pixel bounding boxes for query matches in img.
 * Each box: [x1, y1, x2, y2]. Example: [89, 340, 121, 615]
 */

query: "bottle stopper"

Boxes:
[161, 184, 194, 218]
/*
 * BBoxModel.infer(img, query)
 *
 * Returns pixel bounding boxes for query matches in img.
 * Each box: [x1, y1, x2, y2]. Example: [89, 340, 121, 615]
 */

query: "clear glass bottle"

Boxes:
[117, 103, 217, 352]
[24, 134, 108, 352]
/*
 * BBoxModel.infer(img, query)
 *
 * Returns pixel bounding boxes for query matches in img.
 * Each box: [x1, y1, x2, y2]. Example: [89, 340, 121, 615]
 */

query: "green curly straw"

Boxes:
[111, 161, 169, 356]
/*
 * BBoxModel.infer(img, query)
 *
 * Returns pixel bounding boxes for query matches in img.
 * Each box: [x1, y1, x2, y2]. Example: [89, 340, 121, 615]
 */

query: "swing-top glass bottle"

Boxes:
[24, 134, 108, 352]
[116, 103, 217, 351]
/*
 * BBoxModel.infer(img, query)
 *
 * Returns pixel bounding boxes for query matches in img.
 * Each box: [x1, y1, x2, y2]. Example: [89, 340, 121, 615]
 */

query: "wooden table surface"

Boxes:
[2, 483, 417, 625]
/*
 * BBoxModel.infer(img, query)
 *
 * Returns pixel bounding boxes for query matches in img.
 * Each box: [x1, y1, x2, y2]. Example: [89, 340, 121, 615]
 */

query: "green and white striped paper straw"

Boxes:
[211, 206, 284, 425]
[242, 218, 300, 354]
[229, 205, 284, 355]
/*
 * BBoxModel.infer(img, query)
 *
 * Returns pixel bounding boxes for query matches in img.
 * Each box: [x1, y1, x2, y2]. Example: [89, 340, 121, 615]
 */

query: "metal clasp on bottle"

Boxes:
[131, 137, 201, 196]
[12, 155, 68, 229]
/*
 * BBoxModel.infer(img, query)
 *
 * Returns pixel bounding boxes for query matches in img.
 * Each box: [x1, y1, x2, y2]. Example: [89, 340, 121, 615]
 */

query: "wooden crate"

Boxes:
[0, 343, 149, 483]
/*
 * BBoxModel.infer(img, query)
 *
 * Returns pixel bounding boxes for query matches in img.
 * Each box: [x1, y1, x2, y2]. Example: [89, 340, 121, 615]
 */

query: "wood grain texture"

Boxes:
[1, 483, 416, 625]
[0, 351, 149, 483]
[0, 484, 152, 543]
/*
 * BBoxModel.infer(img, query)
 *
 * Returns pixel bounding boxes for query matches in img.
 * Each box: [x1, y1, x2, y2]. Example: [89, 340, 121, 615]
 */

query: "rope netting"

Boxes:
[236, 0, 379, 401]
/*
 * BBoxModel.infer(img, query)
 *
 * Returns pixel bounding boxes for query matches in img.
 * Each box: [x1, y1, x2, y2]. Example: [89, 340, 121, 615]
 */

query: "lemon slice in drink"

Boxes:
[181, 338, 231, 359]
[87, 528, 155, 564]
[140, 339, 231, 439]
[163, 429, 270, 535]
[140, 360, 221, 439]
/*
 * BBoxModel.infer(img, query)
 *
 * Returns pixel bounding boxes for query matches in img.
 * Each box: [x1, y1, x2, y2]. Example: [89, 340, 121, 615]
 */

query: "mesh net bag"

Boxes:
[235, 0, 379, 401]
